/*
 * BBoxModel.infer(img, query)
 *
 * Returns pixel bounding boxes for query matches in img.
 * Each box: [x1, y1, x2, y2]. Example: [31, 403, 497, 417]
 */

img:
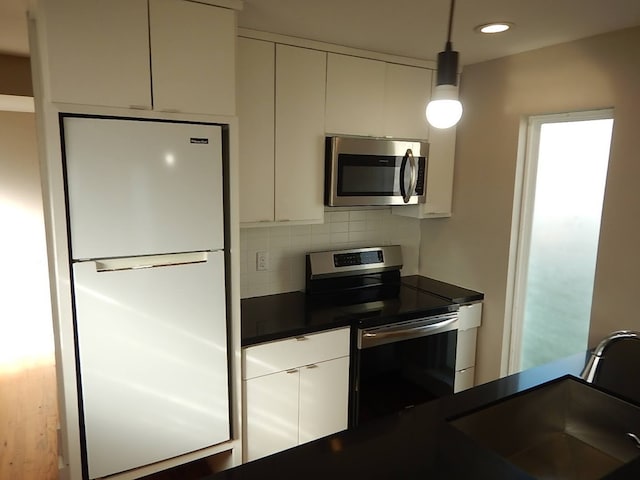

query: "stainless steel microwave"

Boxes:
[325, 136, 429, 207]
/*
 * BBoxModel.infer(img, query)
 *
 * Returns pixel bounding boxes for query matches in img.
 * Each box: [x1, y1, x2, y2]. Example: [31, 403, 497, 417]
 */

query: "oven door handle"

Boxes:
[363, 316, 457, 340]
[358, 315, 458, 348]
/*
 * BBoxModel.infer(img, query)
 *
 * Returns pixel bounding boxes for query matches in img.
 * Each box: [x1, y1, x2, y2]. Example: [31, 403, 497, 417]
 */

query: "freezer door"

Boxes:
[72, 251, 229, 478]
[63, 116, 224, 259]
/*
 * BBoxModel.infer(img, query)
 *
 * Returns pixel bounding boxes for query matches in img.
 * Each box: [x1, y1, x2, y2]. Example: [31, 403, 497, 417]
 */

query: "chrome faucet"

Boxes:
[581, 330, 640, 383]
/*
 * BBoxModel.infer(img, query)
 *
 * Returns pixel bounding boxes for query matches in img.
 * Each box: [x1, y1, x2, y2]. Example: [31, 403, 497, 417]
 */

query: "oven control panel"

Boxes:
[307, 245, 403, 280]
[334, 250, 383, 267]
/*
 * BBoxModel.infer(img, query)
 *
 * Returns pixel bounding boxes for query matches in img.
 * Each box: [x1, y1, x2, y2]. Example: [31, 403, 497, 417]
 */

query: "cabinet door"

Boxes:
[149, 0, 236, 115]
[275, 45, 326, 222]
[298, 357, 350, 444]
[238, 38, 275, 223]
[42, 0, 151, 109]
[244, 370, 300, 461]
[423, 125, 456, 215]
[325, 53, 385, 137]
[384, 63, 432, 140]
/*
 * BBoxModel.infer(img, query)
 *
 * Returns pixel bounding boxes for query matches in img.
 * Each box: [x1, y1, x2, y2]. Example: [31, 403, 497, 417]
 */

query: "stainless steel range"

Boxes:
[305, 246, 459, 428]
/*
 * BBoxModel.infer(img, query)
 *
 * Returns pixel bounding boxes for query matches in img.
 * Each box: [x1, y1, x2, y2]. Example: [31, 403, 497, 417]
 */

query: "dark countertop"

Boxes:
[240, 291, 352, 346]
[401, 275, 485, 304]
[204, 353, 640, 479]
[241, 275, 484, 347]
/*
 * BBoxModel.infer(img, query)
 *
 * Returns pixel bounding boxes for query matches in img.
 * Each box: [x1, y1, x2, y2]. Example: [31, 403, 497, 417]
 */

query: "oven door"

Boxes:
[351, 312, 458, 427]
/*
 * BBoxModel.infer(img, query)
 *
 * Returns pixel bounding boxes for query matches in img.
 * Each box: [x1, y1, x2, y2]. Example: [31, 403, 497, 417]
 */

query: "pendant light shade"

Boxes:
[426, 0, 463, 129]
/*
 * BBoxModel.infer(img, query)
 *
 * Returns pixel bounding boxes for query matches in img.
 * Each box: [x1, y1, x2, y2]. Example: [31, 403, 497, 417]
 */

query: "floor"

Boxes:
[0, 361, 228, 480]
[0, 362, 58, 480]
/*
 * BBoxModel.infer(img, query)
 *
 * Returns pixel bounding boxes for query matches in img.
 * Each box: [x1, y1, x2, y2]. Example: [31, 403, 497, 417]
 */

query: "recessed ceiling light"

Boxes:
[475, 22, 513, 34]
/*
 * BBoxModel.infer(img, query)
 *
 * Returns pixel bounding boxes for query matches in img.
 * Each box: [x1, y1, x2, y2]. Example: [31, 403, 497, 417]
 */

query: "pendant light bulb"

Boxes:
[426, 0, 463, 129]
[426, 85, 463, 129]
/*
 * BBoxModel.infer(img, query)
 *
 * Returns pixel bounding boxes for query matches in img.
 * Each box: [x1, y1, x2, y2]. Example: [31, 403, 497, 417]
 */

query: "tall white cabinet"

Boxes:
[237, 38, 326, 224]
[274, 45, 326, 223]
[237, 38, 275, 223]
[30, 1, 243, 479]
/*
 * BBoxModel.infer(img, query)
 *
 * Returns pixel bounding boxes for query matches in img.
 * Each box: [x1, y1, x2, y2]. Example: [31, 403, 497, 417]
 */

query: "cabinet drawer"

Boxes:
[454, 367, 475, 393]
[455, 328, 478, 371]
[243, 327, 350, 380]
[458, 302, 482, 330]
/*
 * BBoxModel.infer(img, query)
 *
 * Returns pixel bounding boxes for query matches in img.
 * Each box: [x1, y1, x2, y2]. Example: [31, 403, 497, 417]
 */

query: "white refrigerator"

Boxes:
[62, 116, 230, 479]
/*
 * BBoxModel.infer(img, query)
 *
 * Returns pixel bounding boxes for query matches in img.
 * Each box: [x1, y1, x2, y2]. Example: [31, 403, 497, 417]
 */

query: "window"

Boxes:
[508, 110, 614, 372]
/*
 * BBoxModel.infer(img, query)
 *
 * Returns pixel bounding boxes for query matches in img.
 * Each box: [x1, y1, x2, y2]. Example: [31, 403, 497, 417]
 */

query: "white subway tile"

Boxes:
[330, 232, 349, 244]
[330, 222, 349, 233]
[349, 220, 366, 232]
[311, 223, 331, 235]
[327, 211, 349, 223]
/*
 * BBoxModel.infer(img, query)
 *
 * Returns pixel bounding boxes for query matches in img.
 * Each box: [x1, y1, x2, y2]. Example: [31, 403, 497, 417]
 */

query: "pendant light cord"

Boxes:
[446, 0, 456, 48]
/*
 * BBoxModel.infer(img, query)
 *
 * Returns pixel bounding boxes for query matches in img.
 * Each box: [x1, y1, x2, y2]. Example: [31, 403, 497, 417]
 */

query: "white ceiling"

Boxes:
[2, 0, 640, 65]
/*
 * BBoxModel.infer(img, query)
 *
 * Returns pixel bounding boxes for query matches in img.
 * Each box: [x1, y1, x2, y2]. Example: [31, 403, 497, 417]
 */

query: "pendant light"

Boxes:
[426, 0, 463, 129]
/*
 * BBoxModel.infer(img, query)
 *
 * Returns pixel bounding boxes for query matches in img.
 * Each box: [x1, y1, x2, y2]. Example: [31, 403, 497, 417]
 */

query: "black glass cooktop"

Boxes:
[335, 284, 458, 329]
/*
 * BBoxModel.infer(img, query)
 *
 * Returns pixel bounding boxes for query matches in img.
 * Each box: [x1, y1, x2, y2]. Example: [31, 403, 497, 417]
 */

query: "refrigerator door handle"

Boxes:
[94, 251, 211, 272]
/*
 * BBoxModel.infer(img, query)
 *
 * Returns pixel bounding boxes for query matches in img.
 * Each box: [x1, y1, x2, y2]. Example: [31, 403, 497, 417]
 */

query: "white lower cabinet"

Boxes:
[298, 356, 350, 444]
[243, 328, 350, 462]
[454, 302, 483, 392]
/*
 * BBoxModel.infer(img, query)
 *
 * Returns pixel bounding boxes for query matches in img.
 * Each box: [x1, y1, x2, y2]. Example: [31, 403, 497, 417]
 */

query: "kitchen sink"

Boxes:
[449, 376, 640, 479]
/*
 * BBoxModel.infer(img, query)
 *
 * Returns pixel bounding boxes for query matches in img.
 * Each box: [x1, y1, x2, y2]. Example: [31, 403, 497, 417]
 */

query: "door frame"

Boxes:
[505, 108, 614, 375]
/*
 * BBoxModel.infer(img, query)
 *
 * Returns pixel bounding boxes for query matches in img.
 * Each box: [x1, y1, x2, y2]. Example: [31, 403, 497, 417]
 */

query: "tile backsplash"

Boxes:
[240, 208, 420, 298]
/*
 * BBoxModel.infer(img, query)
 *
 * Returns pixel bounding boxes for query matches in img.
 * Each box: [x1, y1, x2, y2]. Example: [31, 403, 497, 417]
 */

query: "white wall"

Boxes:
[0, 107, 54, 373]
[419, 26, 640, 385]
[240, 208, 420, 298]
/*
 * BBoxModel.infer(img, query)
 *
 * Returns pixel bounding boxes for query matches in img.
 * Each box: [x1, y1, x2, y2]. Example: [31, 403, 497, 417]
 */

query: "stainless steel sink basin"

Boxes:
[449, 376, 640, 479]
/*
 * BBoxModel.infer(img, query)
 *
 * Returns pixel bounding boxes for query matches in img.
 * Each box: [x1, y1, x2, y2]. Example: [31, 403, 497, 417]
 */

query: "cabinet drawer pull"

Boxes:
[295, 336, 308, 341]
[305, 364, 318, 369]
[286, 369, 298, 374]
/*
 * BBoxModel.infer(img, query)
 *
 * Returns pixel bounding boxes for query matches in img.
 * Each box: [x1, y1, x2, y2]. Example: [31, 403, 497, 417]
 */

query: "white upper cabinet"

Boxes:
[42, 0, 152, 109]
[384, 63, 432, 140]
[237, 38, 275, 223]
[149, 0, 236, 115]
[237, 39, 326, 225]
[274, 44, 326, 223]
[325, 53, 433, 140]
[41, 0, 236, 115]
[325, 54, 386, 137]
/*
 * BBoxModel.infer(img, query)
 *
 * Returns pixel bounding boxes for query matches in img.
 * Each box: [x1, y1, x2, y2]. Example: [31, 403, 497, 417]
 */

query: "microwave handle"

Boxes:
[400, 149, 418, 203]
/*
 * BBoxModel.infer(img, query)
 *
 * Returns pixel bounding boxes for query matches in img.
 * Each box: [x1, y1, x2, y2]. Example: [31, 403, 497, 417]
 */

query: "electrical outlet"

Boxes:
[256, 251, 269, 271]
